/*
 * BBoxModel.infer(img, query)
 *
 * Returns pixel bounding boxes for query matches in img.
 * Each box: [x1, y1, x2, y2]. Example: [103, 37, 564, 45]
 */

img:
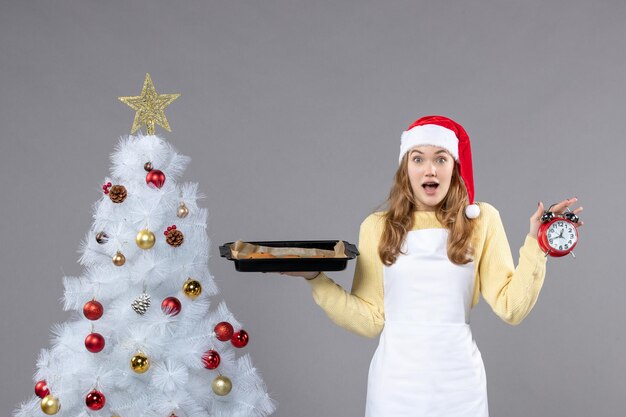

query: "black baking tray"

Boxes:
[219, 240, 359, 272]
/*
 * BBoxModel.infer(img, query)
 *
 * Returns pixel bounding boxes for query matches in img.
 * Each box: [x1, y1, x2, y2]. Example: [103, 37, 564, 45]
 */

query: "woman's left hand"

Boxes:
[529, 197, 584, 239]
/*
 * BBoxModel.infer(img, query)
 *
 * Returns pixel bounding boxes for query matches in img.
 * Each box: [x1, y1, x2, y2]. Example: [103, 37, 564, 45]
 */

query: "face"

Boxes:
[407, 145, 455, 211]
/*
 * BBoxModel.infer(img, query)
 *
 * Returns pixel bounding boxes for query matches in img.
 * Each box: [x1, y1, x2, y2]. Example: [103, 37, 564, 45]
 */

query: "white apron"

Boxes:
[365, 229, 489, 417]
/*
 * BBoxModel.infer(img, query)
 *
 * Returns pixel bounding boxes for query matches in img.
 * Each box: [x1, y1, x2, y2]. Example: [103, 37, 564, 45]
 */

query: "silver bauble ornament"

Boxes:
[96, 231, 108, 244]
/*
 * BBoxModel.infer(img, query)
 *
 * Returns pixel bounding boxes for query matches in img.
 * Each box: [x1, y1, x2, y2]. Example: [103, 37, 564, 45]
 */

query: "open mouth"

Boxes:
[422, 182, 439, 192]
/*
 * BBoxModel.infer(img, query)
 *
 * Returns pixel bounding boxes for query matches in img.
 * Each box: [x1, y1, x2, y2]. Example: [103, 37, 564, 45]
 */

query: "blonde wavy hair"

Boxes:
[378, 153, 476, 266]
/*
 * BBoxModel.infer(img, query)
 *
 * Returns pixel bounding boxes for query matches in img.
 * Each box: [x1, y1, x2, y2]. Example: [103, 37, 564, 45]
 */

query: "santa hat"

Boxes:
[399, 115, 480, 219]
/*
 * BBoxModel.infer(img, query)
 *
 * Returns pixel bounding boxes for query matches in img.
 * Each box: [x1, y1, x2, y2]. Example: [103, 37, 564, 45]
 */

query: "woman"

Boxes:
[284, 115, 583, 416]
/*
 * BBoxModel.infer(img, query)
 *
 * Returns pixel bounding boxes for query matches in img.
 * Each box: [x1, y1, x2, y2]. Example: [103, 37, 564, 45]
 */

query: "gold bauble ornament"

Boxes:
[182, 278, 202, 299]
[113, 251, 126, 266]
[130, 352, 150, 373]
[144, 162, 153, 172]
[177, 202, 189, 218]
[40, 395, 61, 415]
[136, 229, 156, 249]
[211, 375, 232, 396]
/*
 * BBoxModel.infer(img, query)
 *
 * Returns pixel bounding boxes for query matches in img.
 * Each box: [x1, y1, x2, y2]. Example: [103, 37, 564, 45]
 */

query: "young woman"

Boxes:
[283, 115, 583, 416]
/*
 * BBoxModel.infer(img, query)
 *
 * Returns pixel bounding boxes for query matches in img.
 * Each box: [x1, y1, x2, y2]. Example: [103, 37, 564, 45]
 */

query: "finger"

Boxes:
[551, 197, 578, 213]
[572, 206, 583, 214]
[551, 197, 576, 212]
[533, 201, 544, 219]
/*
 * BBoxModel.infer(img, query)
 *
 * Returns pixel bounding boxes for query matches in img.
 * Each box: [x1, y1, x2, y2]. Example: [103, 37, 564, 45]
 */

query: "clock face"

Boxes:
[546, 220, 578, 251]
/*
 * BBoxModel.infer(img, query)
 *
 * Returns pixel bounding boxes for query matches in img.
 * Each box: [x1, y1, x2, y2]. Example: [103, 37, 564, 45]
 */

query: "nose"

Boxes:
[425, 162, 437, 176]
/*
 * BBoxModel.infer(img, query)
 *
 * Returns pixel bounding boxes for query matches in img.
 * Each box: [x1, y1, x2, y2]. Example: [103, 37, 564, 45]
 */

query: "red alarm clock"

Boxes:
[537, 208, 579, 257]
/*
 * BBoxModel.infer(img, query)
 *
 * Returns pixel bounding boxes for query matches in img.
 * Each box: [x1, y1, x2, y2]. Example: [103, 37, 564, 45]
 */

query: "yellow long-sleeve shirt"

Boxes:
[307, 202, 547, 338]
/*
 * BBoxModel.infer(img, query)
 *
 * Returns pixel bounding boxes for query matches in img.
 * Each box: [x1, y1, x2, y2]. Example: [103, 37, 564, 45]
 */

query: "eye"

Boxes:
[436, 157, 447, 164]
[412, 156, 422, 163]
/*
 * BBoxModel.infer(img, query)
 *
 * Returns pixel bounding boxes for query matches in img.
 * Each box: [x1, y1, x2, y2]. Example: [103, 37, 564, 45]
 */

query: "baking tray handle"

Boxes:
[219, 243, 232, 259]
[344, 241, 359, 257]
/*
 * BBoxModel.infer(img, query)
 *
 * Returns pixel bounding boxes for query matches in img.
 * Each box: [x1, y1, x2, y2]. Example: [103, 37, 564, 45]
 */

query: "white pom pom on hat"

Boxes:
[464, 203, 480, 219]
[400, 115, 480, 219]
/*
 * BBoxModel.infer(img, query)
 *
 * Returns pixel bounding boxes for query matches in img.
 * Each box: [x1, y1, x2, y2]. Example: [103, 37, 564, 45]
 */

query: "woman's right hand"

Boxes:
[279, 271, 321, 280]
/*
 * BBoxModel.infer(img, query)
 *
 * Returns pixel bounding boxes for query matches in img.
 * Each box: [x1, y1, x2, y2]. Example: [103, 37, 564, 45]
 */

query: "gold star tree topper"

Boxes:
[118, 73, 180, 135]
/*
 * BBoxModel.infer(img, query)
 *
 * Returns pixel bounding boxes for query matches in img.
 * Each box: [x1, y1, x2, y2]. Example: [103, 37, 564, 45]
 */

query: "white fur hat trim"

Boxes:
[399, 124, 459, 164]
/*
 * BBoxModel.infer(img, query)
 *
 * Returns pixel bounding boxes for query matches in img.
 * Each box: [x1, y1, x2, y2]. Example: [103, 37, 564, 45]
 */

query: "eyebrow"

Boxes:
[410, 150, 449, 155]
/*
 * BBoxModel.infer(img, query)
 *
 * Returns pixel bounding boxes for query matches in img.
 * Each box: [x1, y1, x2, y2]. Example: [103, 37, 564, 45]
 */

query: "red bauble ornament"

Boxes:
[34, 380, 50, 398]
[85, 389, 106, 410]
[85, 332, 105, 353]
[83, 300, 104, 321]
[214, 322, 234, 342]
[231, 329, 249, 348]
[161, 297, 182, 316]
[202, 349, 221, 369]
[146, 169, 166, 189]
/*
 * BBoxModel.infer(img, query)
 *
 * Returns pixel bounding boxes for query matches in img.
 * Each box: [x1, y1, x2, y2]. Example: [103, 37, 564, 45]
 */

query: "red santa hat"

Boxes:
[399, 115, 480, 219]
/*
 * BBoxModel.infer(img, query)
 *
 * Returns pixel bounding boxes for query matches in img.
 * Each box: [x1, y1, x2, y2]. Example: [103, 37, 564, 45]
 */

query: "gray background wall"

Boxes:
[1, 1, 624, 416]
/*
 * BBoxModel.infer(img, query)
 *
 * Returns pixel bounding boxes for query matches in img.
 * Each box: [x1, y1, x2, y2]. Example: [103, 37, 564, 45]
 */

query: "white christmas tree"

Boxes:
[14, 74, 276, 417]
